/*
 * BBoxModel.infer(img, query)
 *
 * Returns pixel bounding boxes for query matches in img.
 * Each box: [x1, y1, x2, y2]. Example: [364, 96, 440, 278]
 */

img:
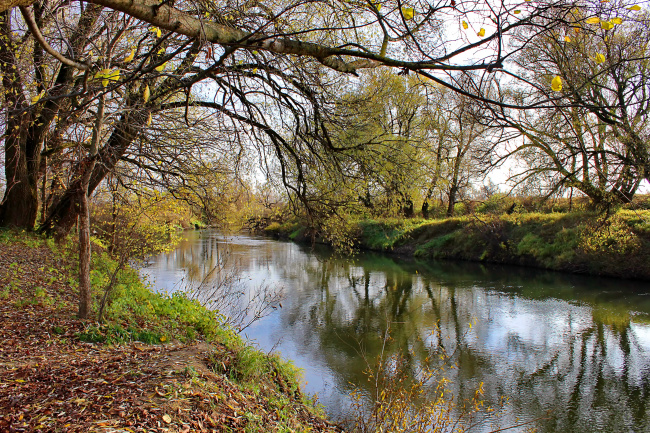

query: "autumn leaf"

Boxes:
[601, 20, 614, 30]
[627, 5, 641, 11]
[147, 113, 152, 127]
[31, 90, 45, 104]
[585, 17, 600, 24]
[143, 85, 150, 102]
[462, 21, 468, 29]
[514, 10, 521, 14]
[595, 53, 606, 63]
[551, 75, 562, 92]
[124, 49, 135, 63]
[477, 28, 485, 37]
[611, 17, 623, 24]
[564, 36, 571, 42]
[402, 7, 414, 20]
[162, 414, 172, 423]
[155, 62, 166, 72]
[95, 68, 111, 79]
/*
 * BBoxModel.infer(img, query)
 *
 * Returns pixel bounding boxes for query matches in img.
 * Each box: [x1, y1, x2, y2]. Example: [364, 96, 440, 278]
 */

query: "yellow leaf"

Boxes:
[376, 3, 381, 11]
[158, 47, 166, 54]
[551, 75, 562, 92]
[477, 28, 485, 37]
[595, 53, 606, 63]
[147, 113, 152, 126]
[160, 335, 167, 342]
[162, 414, 172, 423]
[401, 7, 414, 20]
[143, 85, 150, 102]
[31, 90, 45, 104]
[585, 17, 600, 24]
[102, 79, 109, 87]
[564, 35, 571, 42]
[107, 70, 120, 81]
[252, 68, 258, 73]
[627, 5, 641, 11]
[601, 20, 613, 30]
[611, 17, 623, 24]
[124, 49, 135, 63]
[573, 27, 581, 33]
[95, 68, 111, 79]
[514, 10, 521, 14]
[462, 20, 468, 29]
[155, 62, 166, 72]
[157, 29, 162, 37]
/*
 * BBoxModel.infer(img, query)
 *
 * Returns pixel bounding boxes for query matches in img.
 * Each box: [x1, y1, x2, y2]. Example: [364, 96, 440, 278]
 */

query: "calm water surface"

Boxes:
[141, 230, 650, 432]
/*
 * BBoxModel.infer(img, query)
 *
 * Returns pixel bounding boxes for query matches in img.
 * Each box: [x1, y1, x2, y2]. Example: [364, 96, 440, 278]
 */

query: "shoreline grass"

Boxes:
[263, 209, 650, 280]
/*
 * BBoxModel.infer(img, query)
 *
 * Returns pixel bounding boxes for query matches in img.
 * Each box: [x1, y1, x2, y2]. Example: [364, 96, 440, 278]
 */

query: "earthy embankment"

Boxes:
[0, 233, 339, 432]
[264, 210, 650, 280]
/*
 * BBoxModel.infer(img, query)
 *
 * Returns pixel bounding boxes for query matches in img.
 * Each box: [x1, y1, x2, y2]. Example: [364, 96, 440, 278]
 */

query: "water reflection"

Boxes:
[141, 230, 650, 432]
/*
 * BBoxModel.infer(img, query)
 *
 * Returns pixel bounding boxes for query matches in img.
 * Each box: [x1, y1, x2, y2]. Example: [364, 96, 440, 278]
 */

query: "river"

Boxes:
[140, 229, 650, 432]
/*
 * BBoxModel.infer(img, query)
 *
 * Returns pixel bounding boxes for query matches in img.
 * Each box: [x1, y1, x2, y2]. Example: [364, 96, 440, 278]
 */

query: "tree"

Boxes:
[480, 2, 650, 205]
[2, 0, 638, 230]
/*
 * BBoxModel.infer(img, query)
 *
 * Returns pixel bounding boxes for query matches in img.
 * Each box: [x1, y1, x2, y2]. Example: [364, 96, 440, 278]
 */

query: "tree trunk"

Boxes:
[77, 94, 103, 319]
[0, 6, 101, 230]
[40, 112, 141, 237]
[447, 185, 458, 217]
[421, 199, 429, 219]
[0, 134, 39, 227]
[77, 178, 92, 318]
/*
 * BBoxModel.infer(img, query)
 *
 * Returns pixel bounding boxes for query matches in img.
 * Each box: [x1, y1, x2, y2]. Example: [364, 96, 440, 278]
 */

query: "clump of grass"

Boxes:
[209, 339, 303, 395]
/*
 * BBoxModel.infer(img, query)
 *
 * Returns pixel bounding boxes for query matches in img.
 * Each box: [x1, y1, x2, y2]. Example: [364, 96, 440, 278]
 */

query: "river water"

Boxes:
[140, 230, 650, 432]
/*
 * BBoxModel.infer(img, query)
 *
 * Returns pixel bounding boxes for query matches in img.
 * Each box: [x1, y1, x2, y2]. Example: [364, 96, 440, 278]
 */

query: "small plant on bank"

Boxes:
[346, 326, 535, 433]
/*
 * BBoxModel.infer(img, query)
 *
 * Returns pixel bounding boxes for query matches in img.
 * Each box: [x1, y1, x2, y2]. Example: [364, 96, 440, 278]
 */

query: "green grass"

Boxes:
[272, 210, 650, 279]
[0, 228, 330, 432]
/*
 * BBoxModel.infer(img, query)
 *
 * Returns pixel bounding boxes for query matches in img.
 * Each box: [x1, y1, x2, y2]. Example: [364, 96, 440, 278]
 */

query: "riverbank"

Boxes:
[0, 231, 339, 432]
[264, 209, 650, 280]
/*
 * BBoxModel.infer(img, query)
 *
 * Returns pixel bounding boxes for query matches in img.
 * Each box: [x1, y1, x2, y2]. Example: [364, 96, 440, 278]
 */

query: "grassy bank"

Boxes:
[264, 209, 650, 280]
[0, 230, 337, 432]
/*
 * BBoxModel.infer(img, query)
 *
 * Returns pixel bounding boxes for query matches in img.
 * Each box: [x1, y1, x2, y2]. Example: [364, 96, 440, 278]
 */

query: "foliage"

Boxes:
[277, 209, 650, 279]
[347, 329, 516, 433]
[91, 187, 190, 257]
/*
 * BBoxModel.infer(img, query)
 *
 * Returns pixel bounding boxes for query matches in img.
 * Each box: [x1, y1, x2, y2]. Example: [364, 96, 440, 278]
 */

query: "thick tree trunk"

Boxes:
[447, 185, 458, 217]
[0, 6, 101, 230]
[421, 199, 429, 219]
[0, 11, 37, 228]
[0, 134, 39, 227]
[40, 113, 141, 237]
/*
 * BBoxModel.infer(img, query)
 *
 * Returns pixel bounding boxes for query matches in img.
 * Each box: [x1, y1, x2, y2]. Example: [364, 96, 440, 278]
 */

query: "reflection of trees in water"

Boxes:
[147, 232, 650, 431]
[274, 245, 650, 432]
[152, 232, 283, 330]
